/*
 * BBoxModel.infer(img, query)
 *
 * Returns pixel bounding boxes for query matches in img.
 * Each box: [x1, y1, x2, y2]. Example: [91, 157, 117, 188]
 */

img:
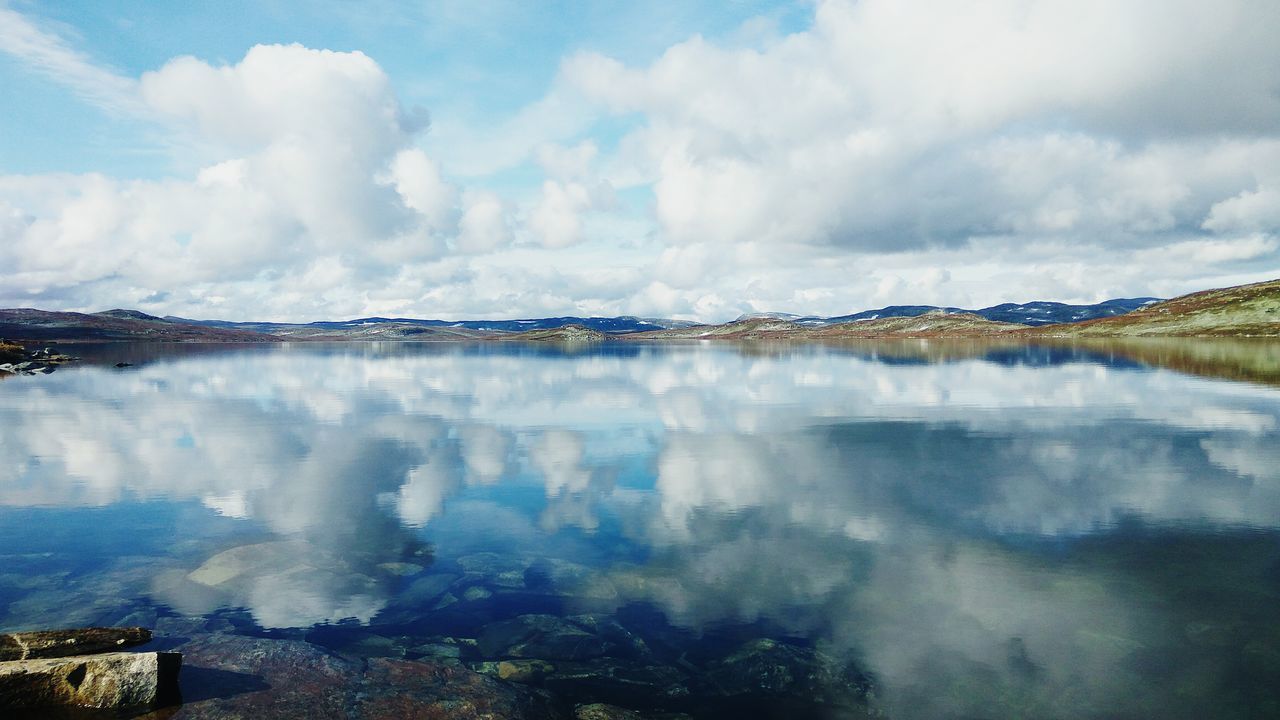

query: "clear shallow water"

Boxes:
[2, 341, 1280, 718]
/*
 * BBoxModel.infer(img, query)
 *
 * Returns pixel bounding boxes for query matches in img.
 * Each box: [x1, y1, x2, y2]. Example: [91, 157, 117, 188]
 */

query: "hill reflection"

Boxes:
[1, 342, 1278, 717]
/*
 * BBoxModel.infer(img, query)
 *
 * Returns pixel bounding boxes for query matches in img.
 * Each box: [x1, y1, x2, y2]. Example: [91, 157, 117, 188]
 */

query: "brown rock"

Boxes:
[497, 659, 555, 682]
[360, 657, 564, 719]
[0, 651, 180, 710]
[0, 627, 153, 661]
[574, 704, 645, 720]
[138, 633, 565, 719]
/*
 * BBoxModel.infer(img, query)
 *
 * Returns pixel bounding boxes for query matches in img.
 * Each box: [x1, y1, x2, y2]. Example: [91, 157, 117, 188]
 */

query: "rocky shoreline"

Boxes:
[0, 627, 179, 713]
[0, 343, 78, 376]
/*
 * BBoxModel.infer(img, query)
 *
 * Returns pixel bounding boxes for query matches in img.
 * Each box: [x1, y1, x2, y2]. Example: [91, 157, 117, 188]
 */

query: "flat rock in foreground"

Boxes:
[0, 651, 180, 710]
[1, 627, 152, 661]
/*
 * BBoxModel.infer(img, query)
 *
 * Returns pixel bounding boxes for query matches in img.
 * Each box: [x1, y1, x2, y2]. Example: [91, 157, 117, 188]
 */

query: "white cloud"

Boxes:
[0, 5, 142, 114]
[2, 1, 1279, 321]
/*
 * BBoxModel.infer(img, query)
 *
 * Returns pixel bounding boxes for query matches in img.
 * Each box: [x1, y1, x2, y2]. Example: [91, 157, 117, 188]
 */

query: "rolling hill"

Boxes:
[1024, 278, 1280, 337]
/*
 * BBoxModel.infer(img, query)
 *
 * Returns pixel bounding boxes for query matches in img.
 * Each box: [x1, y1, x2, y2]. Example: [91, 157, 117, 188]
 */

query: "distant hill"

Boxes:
[818, 311, 1026, 337]
[167, 315, 697, 336]
[1024, 278, 1280, 337]
[0, 309, 280, 343]
[3, 281, 1273, 344]
[629, 311, 1027, 340]
[500, 325, 607, 342]
[757, 298, 1161, 327]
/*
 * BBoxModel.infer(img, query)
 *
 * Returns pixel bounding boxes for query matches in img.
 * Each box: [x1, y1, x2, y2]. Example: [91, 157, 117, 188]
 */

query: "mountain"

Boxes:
[817, 311, 1026, 337]
[166, 315, 696, 336]
[4, 281, 1270, 345]
[501, 325, 607, 342]
[760, 298, 1161, 327]
[625, 311, 1028, 340]
[0, 309, 279, 343]
[1024, 278, 1280, 337]
[973, 298, 1158, 325]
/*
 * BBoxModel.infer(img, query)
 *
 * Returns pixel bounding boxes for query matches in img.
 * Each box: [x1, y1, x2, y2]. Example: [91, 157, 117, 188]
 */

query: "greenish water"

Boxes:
[2, 341, 1279, 718]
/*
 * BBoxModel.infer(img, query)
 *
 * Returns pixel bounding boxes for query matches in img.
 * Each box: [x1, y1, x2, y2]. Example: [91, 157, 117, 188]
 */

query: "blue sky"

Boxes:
[2, 0, 1279, 321]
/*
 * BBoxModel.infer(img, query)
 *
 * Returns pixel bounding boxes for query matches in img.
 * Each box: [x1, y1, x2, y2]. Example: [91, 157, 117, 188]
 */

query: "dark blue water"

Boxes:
[2, 341, 1279, 718]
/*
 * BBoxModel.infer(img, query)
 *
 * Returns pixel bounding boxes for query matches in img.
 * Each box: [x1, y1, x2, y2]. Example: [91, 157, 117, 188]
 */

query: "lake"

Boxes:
[2, 340, 1279, 719]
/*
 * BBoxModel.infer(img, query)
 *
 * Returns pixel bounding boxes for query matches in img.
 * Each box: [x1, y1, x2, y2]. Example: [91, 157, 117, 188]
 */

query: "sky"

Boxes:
[1, 0, 1279, 322]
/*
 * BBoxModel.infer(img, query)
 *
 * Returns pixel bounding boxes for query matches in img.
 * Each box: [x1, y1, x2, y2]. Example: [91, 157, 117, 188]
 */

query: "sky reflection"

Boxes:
[2, 342, 1279, 717]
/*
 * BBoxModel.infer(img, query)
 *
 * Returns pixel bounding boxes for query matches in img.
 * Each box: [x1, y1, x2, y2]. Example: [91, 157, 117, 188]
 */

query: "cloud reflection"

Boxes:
[1, 343, 1279, 714]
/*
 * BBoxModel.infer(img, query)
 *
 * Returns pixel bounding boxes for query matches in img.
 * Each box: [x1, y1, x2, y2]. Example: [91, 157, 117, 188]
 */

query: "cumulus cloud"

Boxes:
[0, 39, 517, 318]
[2, 1, 1279, 320]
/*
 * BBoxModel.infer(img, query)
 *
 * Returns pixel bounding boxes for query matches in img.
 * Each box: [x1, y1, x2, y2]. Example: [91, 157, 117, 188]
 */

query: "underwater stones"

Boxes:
[165, 633, 566, 719]
[573, 705, 693, 720]
[0, 651, 181, 711]
[498, 659, 556, 682]
[573, 704, 647, 720]
[359, 657, 564, 720]
[409, 642, 465, 660]
[399, 573, 460, 605]
[524, 559, 620, 601]
[186, 541, 299, 586]
[377, 562, 424, 577]
[703, 638, 871, 704]
[542, 659, 690, 702]
[166, 633, 356, 719]
[478, 615, 614, 661]
[458, 552, 531, 588]
[172, 541, 389, 627]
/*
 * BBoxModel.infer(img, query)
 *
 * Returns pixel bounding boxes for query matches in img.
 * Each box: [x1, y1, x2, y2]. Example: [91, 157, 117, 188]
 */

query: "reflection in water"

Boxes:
[2, 341, 1279, 717]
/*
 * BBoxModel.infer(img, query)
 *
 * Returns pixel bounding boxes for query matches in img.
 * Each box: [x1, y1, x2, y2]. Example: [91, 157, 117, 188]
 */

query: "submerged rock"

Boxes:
[360, 656, 564, 720]
[147, 633, 567, 719]
[478, 614, 614, 661]
[703, 638, 871, 704]
[0, 650, 181, 710]
[542, 659, 690, 703]
[575, 703, 645, 720]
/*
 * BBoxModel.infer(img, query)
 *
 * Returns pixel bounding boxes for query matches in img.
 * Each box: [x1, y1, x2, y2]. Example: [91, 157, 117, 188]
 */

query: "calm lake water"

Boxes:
[2, 341, 1279, 718]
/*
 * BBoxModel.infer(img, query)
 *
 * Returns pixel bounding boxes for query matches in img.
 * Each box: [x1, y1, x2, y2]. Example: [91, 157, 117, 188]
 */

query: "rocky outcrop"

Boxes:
[1, 627, 152, 661]
[0, 345, 79, 376]
[0, 650, 180, 710]
[141, 633, 565, 720]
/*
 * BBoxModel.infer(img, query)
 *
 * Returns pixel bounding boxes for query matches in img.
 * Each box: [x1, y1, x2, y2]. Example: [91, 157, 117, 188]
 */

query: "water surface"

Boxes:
[2, 341, 1279, 718]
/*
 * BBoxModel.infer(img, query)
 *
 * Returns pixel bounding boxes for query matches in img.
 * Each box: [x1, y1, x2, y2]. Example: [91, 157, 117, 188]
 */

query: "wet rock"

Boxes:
[1, 627, 152, 661]
[457, 552, 530, 576]
[359, 657, 565, 720]
[398, 573, 460, 606]
[565, 616, 650, 659]
[170, 542, 388, 627]
[409, 642, 464, 660]
[498, 659, 555, 682]
[478, 615, 613, 661]
[525, 559, 620, 601]
[325, 631, 407, 660]
[574, 703, 644, 720]
[573, 705, 693, 720]
[458, 553, 530, 588]
[157, 633, 357, 719]
[148, 633, 567, 719]
[0, 651, 181, 710]
[543, 659, 690, 702]
[116, 608, 161, 630]
[377, 562, 424, 577]
[703, 638, 871, 704]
